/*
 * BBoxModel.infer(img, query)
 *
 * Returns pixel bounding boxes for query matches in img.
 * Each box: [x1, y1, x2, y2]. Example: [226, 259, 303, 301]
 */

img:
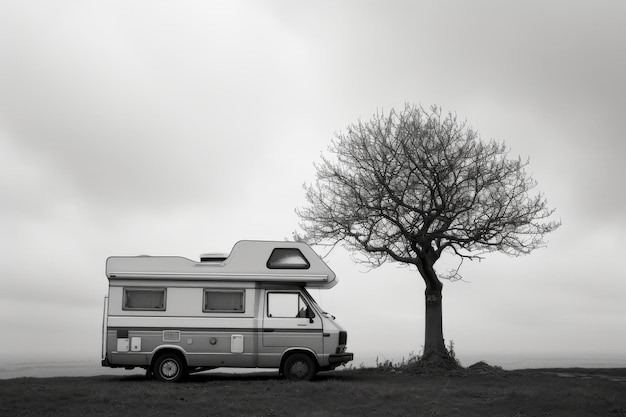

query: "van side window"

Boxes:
[267, 292, 313, 318]
[204, 290, 245, 313]
[123, 288, 166, 311]
[266, 248, 310, 269]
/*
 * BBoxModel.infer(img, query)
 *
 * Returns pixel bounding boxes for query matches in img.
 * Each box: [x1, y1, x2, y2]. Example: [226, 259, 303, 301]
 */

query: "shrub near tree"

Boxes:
[297, 104, 560, 368]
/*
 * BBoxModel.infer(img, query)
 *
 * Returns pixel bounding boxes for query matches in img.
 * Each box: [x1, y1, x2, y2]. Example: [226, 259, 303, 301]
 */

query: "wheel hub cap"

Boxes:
[162, 360, 179, 378]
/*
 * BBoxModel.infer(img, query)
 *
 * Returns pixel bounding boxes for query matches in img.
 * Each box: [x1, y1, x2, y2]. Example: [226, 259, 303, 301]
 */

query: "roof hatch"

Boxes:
[200, 253, 228, 262]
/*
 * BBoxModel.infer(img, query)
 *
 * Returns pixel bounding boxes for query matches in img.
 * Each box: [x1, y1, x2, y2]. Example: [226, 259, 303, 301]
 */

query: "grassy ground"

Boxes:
[1, 367, 625, 417]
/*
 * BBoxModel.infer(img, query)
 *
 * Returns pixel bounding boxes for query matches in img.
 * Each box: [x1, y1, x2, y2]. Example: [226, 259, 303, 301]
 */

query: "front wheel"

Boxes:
[153, 353, 186, 382]
[282, 353, 316, 381]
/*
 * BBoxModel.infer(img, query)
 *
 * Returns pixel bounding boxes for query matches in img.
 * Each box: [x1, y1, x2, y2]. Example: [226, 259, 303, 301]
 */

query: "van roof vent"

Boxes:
[200, 253, 228, 262]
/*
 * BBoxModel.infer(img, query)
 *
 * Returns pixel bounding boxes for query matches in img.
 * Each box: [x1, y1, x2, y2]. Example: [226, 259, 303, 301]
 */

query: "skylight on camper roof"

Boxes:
[266, 248, 310, 269]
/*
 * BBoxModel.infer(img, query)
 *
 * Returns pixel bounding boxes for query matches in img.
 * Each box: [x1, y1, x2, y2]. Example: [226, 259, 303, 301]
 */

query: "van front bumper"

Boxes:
[329, 352, 353, 366]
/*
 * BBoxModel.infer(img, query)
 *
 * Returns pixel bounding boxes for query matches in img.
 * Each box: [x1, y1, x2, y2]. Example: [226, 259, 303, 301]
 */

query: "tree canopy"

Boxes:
[298, 104, 560, 279]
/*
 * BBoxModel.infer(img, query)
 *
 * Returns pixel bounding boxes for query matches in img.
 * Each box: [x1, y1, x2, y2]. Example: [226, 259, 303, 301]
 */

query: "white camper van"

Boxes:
[101, 240, 353, 381]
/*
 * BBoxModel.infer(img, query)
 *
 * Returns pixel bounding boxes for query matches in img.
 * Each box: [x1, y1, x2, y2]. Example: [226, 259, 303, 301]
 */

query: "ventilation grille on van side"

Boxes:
[163, 330, 181, 342]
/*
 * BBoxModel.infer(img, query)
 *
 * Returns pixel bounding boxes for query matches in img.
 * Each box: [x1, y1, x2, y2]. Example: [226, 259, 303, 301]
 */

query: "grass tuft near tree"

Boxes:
[297, 104, 560, 368]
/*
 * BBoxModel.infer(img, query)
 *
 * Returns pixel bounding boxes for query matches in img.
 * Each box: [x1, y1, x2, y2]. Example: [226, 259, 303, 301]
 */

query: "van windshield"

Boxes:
[302, 289, 335, 320]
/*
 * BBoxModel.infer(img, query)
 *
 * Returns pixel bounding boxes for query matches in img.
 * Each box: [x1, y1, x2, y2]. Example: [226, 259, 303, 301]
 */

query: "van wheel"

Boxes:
[283, 353, 316, 381]
[153, 353, 186, 382]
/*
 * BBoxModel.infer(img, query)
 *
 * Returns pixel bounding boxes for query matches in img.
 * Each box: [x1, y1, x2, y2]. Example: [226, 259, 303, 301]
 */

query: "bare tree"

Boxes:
[297, 104, 560, 366]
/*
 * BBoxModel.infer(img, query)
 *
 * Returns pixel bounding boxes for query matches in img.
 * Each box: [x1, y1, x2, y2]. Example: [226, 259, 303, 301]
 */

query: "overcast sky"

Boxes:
[1, 0, 625, 370]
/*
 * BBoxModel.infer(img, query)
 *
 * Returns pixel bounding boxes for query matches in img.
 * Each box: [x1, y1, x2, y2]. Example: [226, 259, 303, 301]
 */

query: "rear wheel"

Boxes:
[282, 353, 316, 381]
[153, 353, 186, 382]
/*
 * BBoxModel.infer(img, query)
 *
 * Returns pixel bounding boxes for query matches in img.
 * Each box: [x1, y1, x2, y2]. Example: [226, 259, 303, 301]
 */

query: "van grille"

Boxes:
[163, 330, 181, 342]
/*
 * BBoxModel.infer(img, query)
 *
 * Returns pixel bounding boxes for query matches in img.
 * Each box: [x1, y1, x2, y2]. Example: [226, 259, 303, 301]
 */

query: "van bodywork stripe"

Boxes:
[107, 327, 323, 333]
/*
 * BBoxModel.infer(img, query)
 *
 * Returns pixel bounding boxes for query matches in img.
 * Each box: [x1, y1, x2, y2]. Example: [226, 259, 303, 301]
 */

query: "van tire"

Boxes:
[153, 353, 186, 382]
[282, 353, 316, 381]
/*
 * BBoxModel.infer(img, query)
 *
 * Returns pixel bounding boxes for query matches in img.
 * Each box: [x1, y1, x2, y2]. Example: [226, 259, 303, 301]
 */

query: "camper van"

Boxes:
[101, 240, 353, 381]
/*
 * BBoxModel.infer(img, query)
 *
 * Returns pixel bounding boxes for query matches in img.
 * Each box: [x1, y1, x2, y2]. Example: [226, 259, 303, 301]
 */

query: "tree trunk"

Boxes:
[416, 256, 459, 369]
[423, 284, 445, 357]
[416, 256, 446, 357]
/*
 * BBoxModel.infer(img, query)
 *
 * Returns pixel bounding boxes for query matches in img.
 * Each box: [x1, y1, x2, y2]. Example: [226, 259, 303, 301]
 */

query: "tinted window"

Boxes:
[123, 288, 166, 311]
[204, 290, 245, 312]
[266, 248, 310, 269]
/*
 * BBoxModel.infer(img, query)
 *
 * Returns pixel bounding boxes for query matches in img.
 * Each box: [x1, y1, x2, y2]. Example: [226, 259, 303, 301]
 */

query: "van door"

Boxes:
[262, 291, 323, 353]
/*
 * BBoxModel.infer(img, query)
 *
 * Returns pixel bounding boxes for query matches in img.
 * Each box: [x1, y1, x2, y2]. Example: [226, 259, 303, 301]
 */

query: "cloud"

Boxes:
[0, 1, 325, 214]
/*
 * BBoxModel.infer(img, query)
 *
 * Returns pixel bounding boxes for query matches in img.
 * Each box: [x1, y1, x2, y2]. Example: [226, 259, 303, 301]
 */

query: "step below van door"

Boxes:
[262, 291, 323, 353]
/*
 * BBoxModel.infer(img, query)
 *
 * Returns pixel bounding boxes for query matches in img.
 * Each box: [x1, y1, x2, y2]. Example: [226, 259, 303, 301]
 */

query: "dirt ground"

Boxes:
[1, 367, 625, 417]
